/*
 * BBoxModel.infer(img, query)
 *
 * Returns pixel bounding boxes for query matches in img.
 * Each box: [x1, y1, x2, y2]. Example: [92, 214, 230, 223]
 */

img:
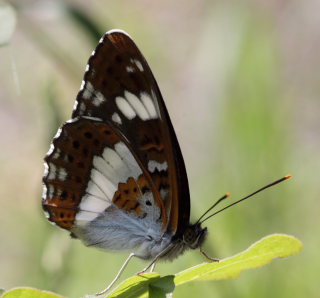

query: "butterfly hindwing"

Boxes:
[43, 117, 163, 230]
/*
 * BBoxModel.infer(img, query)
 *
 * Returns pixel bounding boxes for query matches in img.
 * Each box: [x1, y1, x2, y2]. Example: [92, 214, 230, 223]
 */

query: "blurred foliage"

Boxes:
[64, 4, 103, 44]
[0, 1, 319, 298]
[0, 1, 16, 46]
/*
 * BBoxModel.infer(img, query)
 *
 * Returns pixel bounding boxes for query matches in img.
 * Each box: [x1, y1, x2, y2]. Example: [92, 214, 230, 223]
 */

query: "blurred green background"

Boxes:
[0, 0, 319, 297]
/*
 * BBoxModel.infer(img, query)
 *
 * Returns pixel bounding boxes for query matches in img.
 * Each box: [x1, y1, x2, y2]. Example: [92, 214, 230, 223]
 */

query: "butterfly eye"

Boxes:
[182, 228, 196, 244]
[183, 225, 207, 249]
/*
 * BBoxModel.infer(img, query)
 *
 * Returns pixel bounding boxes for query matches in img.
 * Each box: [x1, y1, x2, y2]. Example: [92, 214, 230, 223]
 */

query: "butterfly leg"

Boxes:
[149, 262, 156, 273]
[137, 252, 164, 275]
[137, 258, 158, 275]
[96, 252, 137, 296]
[137, 244, 174, 275]
[200, 246, 219, 262]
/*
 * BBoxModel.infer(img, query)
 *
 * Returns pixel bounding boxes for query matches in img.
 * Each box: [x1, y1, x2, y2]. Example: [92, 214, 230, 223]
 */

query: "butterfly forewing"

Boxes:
[43, 30, 190, 239]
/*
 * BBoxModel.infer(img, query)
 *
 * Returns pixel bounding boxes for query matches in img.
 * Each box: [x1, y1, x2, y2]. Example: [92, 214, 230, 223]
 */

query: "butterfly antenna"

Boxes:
[200, 174, 292, 224]
[196, 193, 230, 224]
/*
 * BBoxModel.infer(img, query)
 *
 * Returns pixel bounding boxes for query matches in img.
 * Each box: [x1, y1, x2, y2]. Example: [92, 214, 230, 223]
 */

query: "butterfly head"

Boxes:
[182, 223, 207, 249]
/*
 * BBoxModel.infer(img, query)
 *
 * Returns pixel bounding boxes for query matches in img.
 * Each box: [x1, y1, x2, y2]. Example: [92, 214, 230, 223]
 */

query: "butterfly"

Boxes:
[42, 28, 206, 283]
[42, 29, 291, 294]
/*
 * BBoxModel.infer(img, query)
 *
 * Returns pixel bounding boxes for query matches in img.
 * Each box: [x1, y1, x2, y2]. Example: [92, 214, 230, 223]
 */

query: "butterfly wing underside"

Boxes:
[42, 30, 190, 239]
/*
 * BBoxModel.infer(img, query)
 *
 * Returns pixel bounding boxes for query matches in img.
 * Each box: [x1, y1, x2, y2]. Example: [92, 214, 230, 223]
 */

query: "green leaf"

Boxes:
[0, 1, 16, 46]
[1, 287, 65, 298]
[148, 276, 175, 298]
[105, 273, 161, 298]
[103, 274, 174, 298]
[174, 234, 303, 285]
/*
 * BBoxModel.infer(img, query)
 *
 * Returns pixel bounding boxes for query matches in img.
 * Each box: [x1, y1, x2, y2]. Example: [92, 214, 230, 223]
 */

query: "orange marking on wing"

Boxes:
[42, 181, 82, 229]
[138, 122, 165, 152]
[137, 175, 151, 193]
[113, 177, 143, 216]
[140, 143, 164, 152]
[43, 205, 76, 229]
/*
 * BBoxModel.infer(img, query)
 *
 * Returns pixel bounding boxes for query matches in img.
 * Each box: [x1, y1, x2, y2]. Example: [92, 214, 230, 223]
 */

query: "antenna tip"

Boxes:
[226, 192, 231, 197]
[284, 174, 293, 179]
